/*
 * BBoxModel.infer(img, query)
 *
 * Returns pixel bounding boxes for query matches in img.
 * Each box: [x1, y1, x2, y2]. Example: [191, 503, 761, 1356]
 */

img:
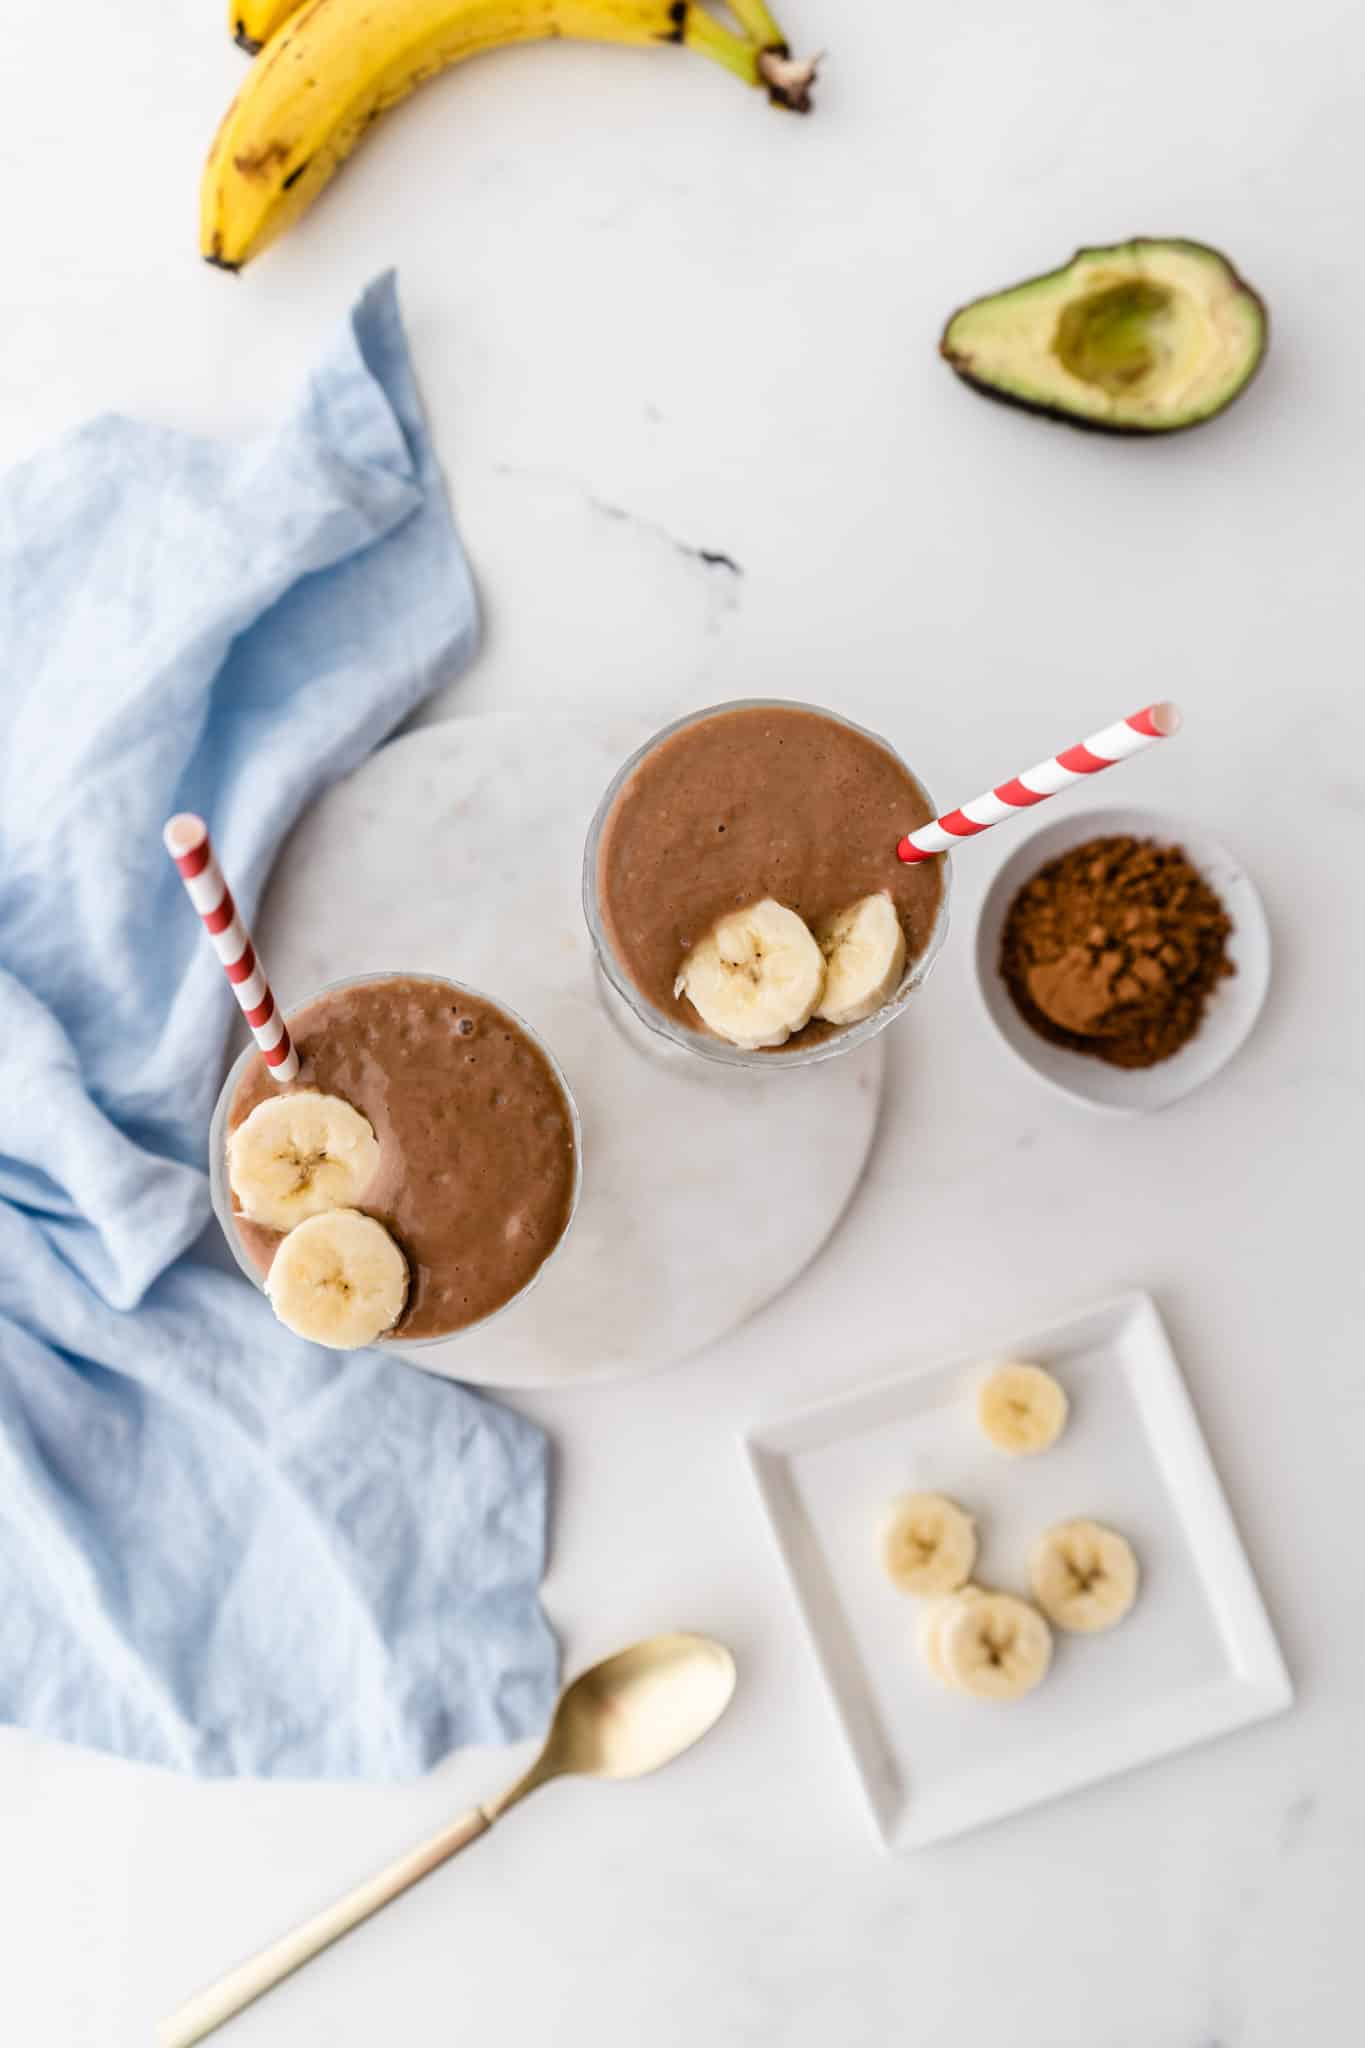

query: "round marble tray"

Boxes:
[252, 715, 884, 1388]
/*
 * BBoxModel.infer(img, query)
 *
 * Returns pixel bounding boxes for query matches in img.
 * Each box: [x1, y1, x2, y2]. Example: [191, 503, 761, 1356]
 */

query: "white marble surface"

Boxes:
[4, 0, 1364, 2041]
[252, 716, 884, 1385]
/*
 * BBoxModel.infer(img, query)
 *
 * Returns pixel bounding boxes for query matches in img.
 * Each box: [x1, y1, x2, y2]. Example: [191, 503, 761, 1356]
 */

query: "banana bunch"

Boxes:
[205, 0, 816, 270]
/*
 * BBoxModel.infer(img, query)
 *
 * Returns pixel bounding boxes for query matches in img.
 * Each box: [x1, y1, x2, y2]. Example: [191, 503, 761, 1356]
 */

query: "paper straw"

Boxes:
[897, 702, 1182, 864]
[163, 814, 300, 1082]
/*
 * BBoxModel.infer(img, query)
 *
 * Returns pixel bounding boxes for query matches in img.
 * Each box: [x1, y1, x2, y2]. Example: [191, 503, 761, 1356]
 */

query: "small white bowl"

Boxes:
[974, 804, 1271, 1113]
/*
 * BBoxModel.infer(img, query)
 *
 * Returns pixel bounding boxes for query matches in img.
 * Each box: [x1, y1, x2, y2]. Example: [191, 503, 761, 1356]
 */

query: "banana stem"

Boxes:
[722, 0, 787, 47]
[682, 6, 761, 86]
[688, 4, 817, 109]
[756, 43, 817, 109]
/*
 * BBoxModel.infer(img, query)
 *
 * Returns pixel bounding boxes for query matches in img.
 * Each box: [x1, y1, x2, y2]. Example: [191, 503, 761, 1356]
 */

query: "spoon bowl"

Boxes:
[543, 1633, 738, 1783]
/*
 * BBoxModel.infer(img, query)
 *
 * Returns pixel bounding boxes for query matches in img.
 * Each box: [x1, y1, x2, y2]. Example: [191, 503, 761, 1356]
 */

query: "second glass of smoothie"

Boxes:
[211, 971, 581, 1349]
[583, 700, 951, 1068]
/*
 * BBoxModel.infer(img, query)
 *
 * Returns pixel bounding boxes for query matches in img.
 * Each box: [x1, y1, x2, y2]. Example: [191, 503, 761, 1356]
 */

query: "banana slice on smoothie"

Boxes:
[939, 1589, 1053, 1700]
[266, 1209, 409, 1349]
[228, 1090, 380, 1232]
[1030, 1519, 1140, 1633]
[815, 892, 907, 1026]
[883, 1492, 978, 1597]
[978, 1361, 1070, 1455]
[674, 898, 826, 1050]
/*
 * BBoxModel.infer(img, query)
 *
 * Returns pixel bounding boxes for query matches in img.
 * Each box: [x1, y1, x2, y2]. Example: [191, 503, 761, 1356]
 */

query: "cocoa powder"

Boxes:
[999, 836, 1234, 1069]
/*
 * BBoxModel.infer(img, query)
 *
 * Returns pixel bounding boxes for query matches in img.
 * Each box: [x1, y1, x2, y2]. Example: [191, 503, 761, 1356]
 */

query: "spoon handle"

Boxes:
[158, 1803, 492, 2047]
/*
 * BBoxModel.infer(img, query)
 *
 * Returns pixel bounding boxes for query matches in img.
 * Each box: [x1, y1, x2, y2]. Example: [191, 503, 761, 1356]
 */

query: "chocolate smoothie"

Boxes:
[595, 704, 945, 1051]
[227, 976, 577, 1339]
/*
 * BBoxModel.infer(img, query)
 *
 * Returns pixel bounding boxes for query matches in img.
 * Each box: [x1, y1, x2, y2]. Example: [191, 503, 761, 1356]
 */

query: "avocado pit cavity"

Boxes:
[1052, 280, 1175, 395]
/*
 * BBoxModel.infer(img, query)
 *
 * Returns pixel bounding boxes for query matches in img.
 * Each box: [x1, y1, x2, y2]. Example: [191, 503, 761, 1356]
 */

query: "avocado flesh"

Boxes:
[941, 239, 1267, 433]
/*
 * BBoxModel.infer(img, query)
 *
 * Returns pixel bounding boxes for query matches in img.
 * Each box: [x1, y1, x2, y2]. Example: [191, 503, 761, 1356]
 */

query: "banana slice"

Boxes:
[675, 898, 826, 1050]
[918, 1584, 983, 1688]
[266, 1209, 409, 1350]
[882, 1493, 977, 1597]
[1030, 1520, 1140, 1633]
[228, 1090, 380, 1232]
[978, 1361, 1070, 1455]
[939, 1589, 1053, 1700]
[815, 892, 907, 1026]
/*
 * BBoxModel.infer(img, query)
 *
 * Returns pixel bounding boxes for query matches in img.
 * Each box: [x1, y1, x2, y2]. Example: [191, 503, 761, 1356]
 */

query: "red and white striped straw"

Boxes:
[163, 813, 300, 1083]
[897, 702, 1182, 864]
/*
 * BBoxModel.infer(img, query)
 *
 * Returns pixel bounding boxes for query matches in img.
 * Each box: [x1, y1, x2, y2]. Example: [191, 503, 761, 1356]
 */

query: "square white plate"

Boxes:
[745, 1293, 1291, 1850]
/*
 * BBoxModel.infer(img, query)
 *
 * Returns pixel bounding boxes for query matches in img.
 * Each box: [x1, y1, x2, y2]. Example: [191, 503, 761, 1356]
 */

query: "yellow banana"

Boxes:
[230, 0, 303, 55]
[231, 0, 796, 39]
[203, 0, 816, 271]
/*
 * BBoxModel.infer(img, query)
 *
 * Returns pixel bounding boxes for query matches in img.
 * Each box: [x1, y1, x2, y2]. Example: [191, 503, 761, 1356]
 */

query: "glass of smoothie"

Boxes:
[209, 972, 581, 1350]
[583, 700, 951, 1068]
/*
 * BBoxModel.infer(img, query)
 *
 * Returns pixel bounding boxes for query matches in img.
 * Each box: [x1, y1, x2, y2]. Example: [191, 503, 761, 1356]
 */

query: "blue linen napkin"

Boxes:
[0, 273, 560, 1778]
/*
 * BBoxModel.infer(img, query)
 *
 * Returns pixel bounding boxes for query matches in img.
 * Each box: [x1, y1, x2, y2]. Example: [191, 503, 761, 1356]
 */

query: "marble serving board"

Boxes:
[250, 715, 885, 1388]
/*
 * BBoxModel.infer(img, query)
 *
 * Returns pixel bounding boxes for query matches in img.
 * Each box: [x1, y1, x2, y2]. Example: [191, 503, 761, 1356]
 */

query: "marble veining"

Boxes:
[494, 460, 745, 631]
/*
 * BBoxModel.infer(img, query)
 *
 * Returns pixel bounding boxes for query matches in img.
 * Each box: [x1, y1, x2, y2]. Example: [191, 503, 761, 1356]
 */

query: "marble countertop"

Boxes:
[4, 0, 1362, 2039]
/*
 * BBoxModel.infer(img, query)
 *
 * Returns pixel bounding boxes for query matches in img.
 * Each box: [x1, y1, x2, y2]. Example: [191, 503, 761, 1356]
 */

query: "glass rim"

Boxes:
[209, 970, 583, 1351]
[581, 697, 953, 1070]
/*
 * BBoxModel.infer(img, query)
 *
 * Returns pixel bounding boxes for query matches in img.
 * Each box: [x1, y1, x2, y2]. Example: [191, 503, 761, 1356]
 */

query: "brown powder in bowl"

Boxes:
[999, 836, 1234, 1070]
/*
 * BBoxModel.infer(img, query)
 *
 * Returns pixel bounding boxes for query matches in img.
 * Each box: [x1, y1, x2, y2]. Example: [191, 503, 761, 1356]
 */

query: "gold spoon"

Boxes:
[159, 1633, 737, 2048]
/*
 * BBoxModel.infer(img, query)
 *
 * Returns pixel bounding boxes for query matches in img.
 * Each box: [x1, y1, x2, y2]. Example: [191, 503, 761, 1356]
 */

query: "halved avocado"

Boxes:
[941, 239, 1267, 434]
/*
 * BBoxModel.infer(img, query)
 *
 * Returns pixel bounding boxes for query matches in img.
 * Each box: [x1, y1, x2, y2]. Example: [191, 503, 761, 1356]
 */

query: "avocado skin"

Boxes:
[939, 238, 1269, 435]
[939, 367, 1250, 437]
